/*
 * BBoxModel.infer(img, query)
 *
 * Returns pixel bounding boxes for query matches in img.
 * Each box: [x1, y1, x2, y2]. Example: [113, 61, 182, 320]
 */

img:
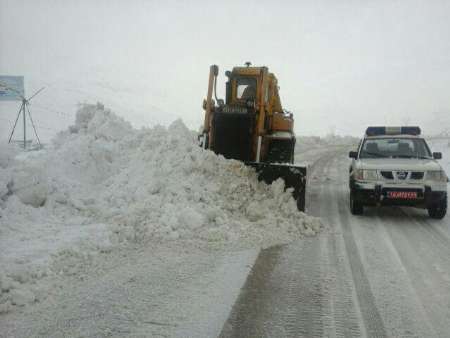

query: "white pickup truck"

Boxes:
[349, 127, 448, 219]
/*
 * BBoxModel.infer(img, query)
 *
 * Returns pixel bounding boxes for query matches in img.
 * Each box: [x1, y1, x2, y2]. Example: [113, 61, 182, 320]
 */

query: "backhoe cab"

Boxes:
[200, 63, 307, 211]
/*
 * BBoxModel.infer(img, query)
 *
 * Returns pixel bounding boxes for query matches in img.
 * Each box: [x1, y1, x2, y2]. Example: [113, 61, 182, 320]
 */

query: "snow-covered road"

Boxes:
[0, 244, 258, 337]
[221, 147, 450, 337]
[1, 136, 449, 337]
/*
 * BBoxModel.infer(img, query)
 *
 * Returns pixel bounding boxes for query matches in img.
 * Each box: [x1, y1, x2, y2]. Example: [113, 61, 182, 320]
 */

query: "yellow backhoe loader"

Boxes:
[200, 63, 307, 211]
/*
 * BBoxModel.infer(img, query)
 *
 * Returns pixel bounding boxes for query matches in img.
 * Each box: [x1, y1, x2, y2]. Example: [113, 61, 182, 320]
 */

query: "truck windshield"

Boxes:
[359, 138, 432, 159]
[236, 77, 257, 100]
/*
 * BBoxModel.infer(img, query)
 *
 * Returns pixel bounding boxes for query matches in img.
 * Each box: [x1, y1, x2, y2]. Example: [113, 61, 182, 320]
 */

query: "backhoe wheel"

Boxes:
[428, 197, 447, 219]
[350, 190, 363, 215]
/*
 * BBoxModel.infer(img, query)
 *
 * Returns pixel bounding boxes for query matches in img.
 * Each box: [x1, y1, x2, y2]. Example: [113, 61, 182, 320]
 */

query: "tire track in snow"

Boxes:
[336, 188, 436, 337]
[318, 155, 366, 338]
[220, 149, 366, 338]
[399, 207, 450, 256]
[334, 158, 388, 338]
[334, 152, 445, 337]
[380, 208, 450, 337]
[218, 245, 285, 337]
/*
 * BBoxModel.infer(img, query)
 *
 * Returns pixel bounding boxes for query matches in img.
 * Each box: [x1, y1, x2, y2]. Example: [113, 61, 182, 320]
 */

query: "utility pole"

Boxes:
[23, 98, 26, 148]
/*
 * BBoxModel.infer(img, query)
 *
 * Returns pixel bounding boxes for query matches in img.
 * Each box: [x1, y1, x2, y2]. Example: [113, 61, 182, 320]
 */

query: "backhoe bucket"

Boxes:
[247, 162, 307, 211]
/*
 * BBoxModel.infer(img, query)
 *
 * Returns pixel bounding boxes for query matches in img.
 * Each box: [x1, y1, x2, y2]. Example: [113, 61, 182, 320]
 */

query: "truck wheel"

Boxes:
[350, 190, 363, 215]
[428, 197, 447, 219]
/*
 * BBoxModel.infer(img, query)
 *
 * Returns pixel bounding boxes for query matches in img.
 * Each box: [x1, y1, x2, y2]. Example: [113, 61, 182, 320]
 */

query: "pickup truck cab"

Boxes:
[349, 126, 448, 218]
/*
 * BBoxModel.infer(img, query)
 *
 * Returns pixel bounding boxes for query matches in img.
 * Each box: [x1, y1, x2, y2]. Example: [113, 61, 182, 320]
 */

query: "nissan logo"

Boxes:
[397, 171, 408, 180]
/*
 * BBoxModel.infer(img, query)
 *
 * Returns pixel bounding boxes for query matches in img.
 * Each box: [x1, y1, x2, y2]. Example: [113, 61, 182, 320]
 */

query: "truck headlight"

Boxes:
[355, 169, 379, 181]
[426, 170, 448, 182]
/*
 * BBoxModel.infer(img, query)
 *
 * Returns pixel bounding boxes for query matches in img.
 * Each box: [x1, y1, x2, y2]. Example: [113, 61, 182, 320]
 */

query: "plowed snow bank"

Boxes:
[0, 103, 321, 311]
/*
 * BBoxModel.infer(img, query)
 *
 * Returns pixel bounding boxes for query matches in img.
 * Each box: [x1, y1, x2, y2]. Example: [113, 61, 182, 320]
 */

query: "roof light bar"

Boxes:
[366, 126, 421, 136]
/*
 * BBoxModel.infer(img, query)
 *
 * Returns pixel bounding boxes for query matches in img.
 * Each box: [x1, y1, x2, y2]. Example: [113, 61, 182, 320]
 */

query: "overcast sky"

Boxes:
[1, 0, 450, 141]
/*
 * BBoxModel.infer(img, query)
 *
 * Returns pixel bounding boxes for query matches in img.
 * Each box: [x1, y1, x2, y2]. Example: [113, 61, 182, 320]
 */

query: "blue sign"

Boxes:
[0, 76, 24, 101]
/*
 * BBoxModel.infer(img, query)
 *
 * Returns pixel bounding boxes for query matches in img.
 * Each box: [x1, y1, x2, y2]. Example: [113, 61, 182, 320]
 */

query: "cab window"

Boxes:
[236, 77, 257, 100]
[359, 138, 432, 159]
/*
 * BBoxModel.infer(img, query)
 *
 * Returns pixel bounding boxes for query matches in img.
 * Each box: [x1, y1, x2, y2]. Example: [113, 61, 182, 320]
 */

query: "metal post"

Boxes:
[203, 65, 218, 133]
[26, 102, 41, 147]
[256, 136, 262, 163]
[8, 101, 24, 143]
[22, 99, 26, 149]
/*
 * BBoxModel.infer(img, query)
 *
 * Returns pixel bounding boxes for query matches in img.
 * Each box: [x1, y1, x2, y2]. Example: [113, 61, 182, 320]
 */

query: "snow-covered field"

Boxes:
[0, 103, 321, 314]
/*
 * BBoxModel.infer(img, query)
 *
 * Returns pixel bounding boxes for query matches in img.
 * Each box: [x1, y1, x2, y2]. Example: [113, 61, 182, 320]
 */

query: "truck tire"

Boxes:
[428, 196, 447, 219]
[350, 190, 363, 215]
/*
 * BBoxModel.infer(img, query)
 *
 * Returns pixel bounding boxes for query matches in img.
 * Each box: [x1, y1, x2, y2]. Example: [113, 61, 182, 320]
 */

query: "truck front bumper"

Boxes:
[352, 182, 447, 208]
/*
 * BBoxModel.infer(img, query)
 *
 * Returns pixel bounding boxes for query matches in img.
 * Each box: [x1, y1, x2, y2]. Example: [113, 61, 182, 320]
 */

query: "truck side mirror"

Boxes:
[349, 151, 358, 159]
[433, 152, 442, 159]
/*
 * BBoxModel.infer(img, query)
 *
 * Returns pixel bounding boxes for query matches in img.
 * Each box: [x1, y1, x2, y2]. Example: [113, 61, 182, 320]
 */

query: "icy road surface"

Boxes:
[1, 138, 449, 337]
[221, 147, 450, 338]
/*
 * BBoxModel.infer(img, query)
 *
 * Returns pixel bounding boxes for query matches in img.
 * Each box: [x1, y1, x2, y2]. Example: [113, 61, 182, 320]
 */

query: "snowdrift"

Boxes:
[0, 103, 321, 311]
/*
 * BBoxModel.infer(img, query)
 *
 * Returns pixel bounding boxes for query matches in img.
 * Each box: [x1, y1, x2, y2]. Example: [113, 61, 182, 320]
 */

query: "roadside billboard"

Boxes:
[0, 76, 24, 101]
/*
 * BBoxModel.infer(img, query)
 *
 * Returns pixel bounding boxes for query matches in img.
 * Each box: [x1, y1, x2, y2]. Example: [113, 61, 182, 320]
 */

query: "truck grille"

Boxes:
[410, 172, 424, 180]
[381, 171, 394, 179]
[212, 111, 255, 161]
[380, 171, 424, 180]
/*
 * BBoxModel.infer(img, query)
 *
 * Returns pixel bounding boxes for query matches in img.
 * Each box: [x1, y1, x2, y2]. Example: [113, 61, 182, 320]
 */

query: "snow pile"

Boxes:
[0, 144, 19, 202]
[0, 103, 321, 311]
[36, 103, 321, 244]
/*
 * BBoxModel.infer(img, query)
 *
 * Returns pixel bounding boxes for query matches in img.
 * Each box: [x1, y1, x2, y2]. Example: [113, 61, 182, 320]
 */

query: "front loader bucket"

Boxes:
[247, 162, 307, 211]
